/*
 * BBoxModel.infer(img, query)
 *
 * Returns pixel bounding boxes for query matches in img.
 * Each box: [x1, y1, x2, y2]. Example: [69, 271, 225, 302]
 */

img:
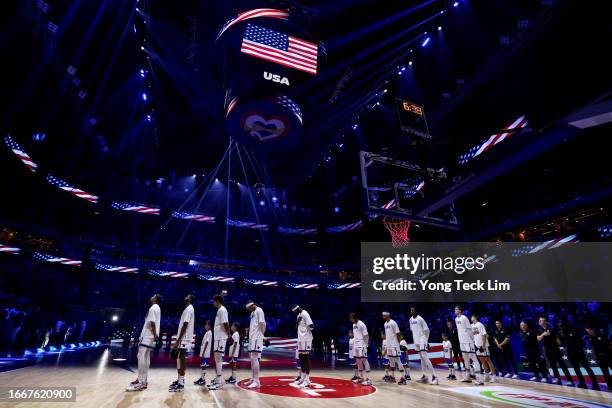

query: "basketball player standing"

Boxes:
[455, 305, 484, 385]
[127, 294, 161, 392]
[383, 312, 407, 384]
[245, 300, 266, 389]
[409, 307, 438, 384]
[208, 294, 231, 390]
[169, 294, 195, 392]
[292, 305, 314, 388]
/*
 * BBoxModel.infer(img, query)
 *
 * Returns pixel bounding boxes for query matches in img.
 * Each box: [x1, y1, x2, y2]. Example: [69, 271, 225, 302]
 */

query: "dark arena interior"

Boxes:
[0, 0, 611, 407]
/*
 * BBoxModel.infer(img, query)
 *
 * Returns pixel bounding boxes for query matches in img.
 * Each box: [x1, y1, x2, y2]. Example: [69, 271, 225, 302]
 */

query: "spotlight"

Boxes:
[139, 69, 146, 78]
[382, 89, 388, 93]
[351, 124, 358, 130]
[146, 114, 152, 122]
[421, 37, 431, 47]
[409, 61, 413, 66]
[141, 92, 147, 102]
[334, 206, 340, 213]
[111, 315, 119, 322]
[438, 26, 442, 31]
[271, 196, 278, 203]
[453, 1, 459, 7]
[259, 200, 265, 207]
[140, 46, 145, 51]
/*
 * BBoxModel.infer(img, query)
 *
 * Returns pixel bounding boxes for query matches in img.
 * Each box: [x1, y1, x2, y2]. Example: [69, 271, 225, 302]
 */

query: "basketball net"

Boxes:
[382, 217, 411, 247]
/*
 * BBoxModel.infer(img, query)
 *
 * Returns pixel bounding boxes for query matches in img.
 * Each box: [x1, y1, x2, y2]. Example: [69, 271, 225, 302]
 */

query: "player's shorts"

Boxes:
[179, 341, 193, 354]
[213, 339, 227, 353]
[475, 346, 489, 357]
[382, 358, 390, 366]
[229, 357, 238, 363]
[200, 358, 210, 367]
[414, 343, 428, 352]
[445, 358, 453, 366]
[139, 336, 156, 348]
[459, 342, 476, 354]
[249, 337, 264, 353]
[400, 353, 407, 365]
[297, 339, 312, 353]
[386, 346, 401, 357]
[349, 358, 356, 366]
[354, 346, 368, 358]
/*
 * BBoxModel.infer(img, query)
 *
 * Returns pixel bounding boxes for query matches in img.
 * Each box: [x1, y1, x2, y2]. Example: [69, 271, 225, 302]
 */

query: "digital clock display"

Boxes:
[395, 98, 431, 140]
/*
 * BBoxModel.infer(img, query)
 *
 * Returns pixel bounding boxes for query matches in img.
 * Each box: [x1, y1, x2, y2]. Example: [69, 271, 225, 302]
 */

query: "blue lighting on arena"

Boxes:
[334, 206, 340, 213]
[259, 200, 265, 207]
[438, 25, 442, 31]
[453, 1, 459, 7]
[139, 69, 146, 78]
[271, 196, 278, 203]
[421, 36, 431, 47]
[32, 132, 46, 142]
[141, 92, 148, 102]
[146, 114, 152, 122]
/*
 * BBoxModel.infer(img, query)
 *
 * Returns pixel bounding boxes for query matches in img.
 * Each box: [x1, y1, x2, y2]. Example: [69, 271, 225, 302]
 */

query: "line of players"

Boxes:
[347, 306, 494, 386]
[125, 293, 316, 392]
[125, 295, 608, 393]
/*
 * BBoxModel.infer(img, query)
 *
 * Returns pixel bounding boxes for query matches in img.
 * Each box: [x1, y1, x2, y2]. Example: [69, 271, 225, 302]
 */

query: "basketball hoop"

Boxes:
[382, 217, 411, 247]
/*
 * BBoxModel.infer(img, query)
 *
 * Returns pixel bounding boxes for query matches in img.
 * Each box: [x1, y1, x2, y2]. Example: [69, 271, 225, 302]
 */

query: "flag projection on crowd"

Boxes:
[33, 252, 82, 267]
[244, 279, 278, 286]
[149, 270, 189, 279]
[45, 174, 99, 204]
[325, 220, 364, 233]
[197, 274, 235, 282]
[511, 234, 579, 256]
[4, 135, 38, 172]
[111, 201, 160, 215]
[327, 283, 361, 289]
[241, 24, 318, 75]
[286, 283, 319, 289]
[171, 210, 215, 223]
[0, 244, 21, 255]
[458, 115, 528, 164]
[94, 263, 139, 274]
[278, 226, 317, 235]
[217, 8, 290, 40]
[264, 337, 298, 349]
[226, 219, 268, 230]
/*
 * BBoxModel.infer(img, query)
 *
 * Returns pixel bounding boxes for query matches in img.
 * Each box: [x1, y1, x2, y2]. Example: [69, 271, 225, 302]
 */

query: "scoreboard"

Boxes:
[395, 98, 432, 141]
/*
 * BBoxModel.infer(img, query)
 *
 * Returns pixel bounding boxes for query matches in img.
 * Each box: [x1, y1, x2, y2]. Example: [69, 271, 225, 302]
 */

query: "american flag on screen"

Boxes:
[244, 279, 278, 287]
[172, 210, 215, 223]
[286, 283, 319, 289]
[458, 115, 528, 164]
[149, 270, 189, 279]
[0, 244, 21, 255]
[241, 24, 318, 75]
[4, 135, 38, 172]
[33, 252, 82, 267]
[111, 201, 160, 215]
[46, 175, 99, 204]
[95, 263, 139, 274]
[198, 274, 235, 283]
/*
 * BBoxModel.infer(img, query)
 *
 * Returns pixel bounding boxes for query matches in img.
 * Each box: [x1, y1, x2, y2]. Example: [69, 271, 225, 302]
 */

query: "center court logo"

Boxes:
[238, 376, 376, 398]
[448, 386, 610, 408]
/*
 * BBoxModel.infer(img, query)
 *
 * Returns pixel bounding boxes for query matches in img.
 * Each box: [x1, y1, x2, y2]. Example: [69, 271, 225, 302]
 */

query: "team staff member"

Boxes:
[519, 321, 548, 382]
[585, 324, 611, 389]
[557, 321, 599, 390]
[537, 317, 574, 386]
[493, 320, 519, 379]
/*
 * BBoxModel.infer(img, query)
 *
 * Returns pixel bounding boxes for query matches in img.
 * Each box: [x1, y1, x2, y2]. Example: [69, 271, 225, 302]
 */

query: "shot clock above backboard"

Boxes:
[395, 98, 432, 141]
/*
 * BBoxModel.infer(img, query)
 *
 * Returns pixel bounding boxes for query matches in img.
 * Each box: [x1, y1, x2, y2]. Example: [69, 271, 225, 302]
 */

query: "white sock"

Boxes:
[179, 375, 185, 385]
